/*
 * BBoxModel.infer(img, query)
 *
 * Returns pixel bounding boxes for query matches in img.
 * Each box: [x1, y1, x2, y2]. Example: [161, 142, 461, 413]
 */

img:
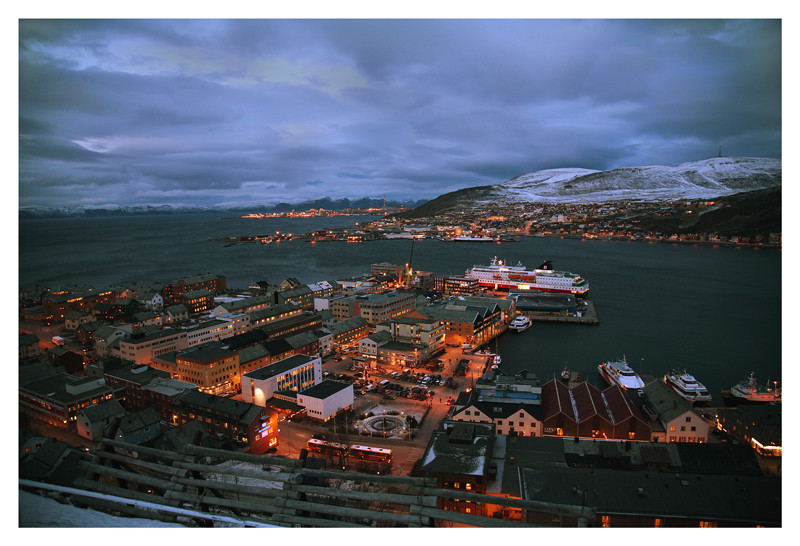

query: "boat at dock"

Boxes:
[509, 315, 532, 332]
[561, 367, 571, 381]
[597, 357, 645, 390]
[721, 372, 781, 405]
[663, 370, 712, 404]
[465, 256, 589, 295]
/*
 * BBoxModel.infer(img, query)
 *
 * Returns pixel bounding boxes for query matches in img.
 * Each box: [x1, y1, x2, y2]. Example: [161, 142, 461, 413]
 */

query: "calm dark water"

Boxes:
[19, 213, 782, 404]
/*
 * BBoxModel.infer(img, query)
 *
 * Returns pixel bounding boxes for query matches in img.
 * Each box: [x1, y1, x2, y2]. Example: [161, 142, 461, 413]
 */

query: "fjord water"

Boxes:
[19, 213, 782, 404]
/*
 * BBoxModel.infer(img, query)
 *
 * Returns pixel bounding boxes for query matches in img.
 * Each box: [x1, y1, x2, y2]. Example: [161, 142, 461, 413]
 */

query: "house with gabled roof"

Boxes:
[637, 377, 710, 444]
[76, 399, 126, 441]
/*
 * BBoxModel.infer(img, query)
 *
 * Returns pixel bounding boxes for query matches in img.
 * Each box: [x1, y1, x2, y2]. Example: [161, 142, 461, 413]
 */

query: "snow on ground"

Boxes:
[18, 490, 186, 528]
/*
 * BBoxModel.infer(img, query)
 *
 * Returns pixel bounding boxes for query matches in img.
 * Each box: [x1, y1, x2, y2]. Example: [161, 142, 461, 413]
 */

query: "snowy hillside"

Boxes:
[491, 157, 781, 203]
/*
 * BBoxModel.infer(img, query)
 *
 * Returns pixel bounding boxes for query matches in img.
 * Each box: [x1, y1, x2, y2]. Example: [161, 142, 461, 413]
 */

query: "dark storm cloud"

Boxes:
[18, 19, 781, 208]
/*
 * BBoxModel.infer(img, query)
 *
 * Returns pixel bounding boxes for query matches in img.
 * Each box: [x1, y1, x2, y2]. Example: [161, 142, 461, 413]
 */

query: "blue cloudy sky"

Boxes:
[18, 18, 781, 209]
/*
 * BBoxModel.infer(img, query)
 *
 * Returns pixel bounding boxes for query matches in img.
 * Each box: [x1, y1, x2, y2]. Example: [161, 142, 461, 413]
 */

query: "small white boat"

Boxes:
[598, 357, 645, 390]
[664, 370, 712, 404]
[509, 315, 532, 332]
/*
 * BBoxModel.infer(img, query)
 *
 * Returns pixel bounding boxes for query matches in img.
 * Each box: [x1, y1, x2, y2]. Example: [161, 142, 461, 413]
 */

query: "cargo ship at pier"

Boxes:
[465, 256, 589, 295]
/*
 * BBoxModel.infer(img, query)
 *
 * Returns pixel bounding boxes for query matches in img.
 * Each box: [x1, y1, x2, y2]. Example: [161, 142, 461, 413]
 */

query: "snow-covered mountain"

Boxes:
[491, 157, 781, 203]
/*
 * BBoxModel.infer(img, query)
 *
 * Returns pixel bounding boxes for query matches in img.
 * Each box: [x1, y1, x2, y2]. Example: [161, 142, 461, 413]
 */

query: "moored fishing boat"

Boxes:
[721, 372, 781, 405]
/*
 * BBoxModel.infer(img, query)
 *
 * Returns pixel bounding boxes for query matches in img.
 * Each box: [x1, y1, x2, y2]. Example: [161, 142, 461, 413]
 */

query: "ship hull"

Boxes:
[475, 279, 589, 295]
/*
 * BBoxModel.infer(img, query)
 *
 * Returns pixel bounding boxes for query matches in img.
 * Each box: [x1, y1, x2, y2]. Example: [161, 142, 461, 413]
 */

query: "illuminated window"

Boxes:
[602, 515, 611, 527]
[699, 521, 716, 528]
[654, 518, 663, 528]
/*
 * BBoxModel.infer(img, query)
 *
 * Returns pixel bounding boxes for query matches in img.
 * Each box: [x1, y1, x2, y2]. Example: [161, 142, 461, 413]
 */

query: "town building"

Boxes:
[170, 390, 277, 454]
[260, 312, 322, 341]
[174, 342, 240, 395]
[296, 380, 355, 422]
[114, 407, 162, 445]
[163, 304, 189, 325]
[247, 303, 304, 328]
[42, 288, 117, 321]
[433, 276, 480, 296]
[210, 295, 270, 317]
[117, 328, 189, 365]
[406, 295, 511, 348]
[178, 288, 214, 313]
[76, 399, 126, 441]
[160, 274, 226, 306]
[241, 354, 322, 407]
[141, 377, 198, 421]
[358, 330, 392, 358]
[19, 333, 42, 360]
[329, 290, 417, 326]
[413, 421, 496, 516]
[637, 378, 711, 443]
[717, 405, 782, 457]
[19, 373, 122, 430]
[324, 316, 370, 351]
[103, 364, 171, 410]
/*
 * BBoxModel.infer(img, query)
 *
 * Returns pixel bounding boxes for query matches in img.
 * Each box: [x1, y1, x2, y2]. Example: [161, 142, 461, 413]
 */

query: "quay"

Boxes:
[521, 299, 599, 325]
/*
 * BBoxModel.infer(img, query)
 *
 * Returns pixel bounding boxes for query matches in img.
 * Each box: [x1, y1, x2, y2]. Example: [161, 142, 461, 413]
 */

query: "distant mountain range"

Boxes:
[18, 197, 427, 219]
[398, 157, 781, 218]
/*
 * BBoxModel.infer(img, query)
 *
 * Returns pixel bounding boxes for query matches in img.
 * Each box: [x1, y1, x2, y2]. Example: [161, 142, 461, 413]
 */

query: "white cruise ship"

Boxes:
[465, 257, 589, 295]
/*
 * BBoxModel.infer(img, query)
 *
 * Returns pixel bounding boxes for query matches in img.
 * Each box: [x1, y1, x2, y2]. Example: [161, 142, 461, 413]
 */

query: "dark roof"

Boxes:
[173, 390, 267, 425]
[243, 354, 318, 381]
[79, 399, 125, 422]
[105, 365, 170, 385]
[417, 421, 495, 476]
[516, 465, 780, 526]
[300, 380, 352, 399]
[176, 342, 235, 363]
[454, 399, 543, 420]
[117, 407, 161, 434]
[541, 379, 649, 426]
[19, 333, 40, 346]
[223, 329, 268, 350]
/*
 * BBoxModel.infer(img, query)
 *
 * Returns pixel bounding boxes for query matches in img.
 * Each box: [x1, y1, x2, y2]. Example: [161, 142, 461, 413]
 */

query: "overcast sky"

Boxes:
[18, 18, 781, 209]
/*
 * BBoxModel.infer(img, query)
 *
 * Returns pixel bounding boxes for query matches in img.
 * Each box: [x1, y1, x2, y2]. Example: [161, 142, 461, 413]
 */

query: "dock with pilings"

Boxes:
[521, 300, 599, 325]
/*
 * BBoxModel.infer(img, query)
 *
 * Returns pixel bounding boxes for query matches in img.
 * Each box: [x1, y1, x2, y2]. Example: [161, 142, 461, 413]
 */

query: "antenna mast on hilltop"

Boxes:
[719, 145, 722, 157]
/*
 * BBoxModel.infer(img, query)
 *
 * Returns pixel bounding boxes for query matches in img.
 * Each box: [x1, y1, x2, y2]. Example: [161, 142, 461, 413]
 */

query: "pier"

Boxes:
[521, 300, 599, 325]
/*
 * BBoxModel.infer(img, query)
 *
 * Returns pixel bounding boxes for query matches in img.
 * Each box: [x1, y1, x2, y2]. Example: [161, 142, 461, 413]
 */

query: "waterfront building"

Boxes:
[637, 378, 711, 443]
[42, 288, 117, 321]
[541, 380, 652, 441]
[117, 328, 188, 365]
[297, 380, 355, 422]
[160, 273, 226, 306]
[717, 405, 781, 457]
[241, 354, 322, 407]
[273, 285, 314, 309]
[433, 276, 480, 296]
[485, 435, 780, 527]
[138, 289, 164, 311]
[178, 288, 214, 313]
[170, 390, 277, 454]
[407, 295, 511, 348]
